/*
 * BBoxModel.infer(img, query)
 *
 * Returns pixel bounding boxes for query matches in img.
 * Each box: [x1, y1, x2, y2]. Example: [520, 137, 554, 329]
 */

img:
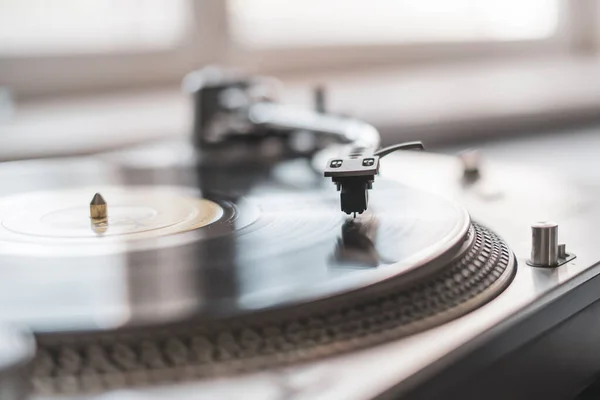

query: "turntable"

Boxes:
[1, 68, 599, 400]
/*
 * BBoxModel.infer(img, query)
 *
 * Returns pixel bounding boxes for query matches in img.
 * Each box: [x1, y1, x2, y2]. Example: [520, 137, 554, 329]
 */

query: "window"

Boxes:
[0, 0, 224, 97]
[228, 0, 560, 49]
[0, 0, 592, 97]
[0, 0, 192, 55]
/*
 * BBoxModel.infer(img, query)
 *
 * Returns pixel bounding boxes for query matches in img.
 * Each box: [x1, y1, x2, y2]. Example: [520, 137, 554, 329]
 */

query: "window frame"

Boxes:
[0, 0, 593, 98]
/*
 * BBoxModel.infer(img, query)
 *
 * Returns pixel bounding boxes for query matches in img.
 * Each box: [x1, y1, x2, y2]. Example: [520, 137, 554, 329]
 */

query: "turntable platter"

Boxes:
[0, 157, 514, 394]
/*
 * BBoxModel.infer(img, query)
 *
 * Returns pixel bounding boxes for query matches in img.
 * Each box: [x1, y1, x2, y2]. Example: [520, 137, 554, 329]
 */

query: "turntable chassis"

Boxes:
[14, 150, 600, 400]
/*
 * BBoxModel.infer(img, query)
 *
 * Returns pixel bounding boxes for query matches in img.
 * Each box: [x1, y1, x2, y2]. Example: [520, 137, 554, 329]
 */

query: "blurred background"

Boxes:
[1, 0, 600, 170]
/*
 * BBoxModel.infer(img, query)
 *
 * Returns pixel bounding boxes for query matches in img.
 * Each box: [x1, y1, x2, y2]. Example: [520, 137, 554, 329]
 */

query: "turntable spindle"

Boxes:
[90, 193, 107, 220]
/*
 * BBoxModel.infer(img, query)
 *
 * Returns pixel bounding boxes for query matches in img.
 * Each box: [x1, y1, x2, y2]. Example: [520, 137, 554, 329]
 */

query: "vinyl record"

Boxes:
[0, 157, 469, 332]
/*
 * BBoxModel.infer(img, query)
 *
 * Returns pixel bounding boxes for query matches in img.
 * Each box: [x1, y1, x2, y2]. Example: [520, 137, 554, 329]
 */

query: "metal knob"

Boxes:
[530, 221, 558, 266]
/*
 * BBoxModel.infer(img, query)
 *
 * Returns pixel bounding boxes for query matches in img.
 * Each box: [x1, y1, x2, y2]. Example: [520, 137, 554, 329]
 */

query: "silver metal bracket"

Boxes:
[526, 252, 576, 268]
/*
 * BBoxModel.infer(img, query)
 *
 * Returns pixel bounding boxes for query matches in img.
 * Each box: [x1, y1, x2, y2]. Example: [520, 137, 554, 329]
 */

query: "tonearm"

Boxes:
[184, 67, 424, 216]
